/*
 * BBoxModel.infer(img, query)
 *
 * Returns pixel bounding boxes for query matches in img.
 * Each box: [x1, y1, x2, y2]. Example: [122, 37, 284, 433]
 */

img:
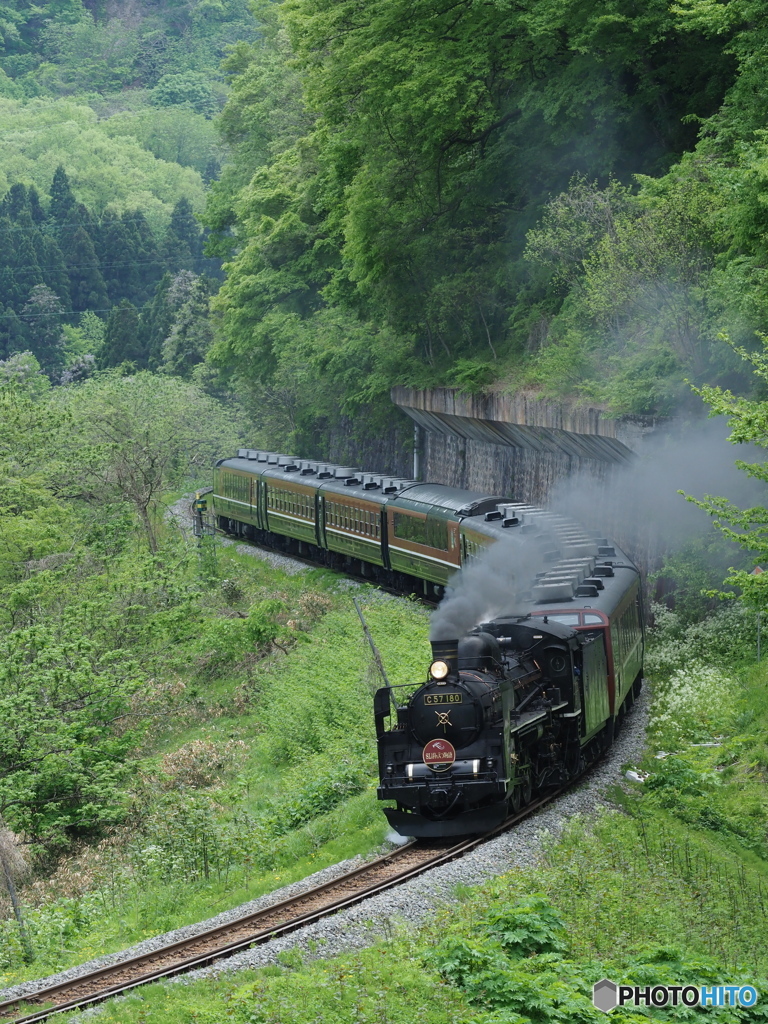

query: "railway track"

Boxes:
[0, 789, 562, 1024]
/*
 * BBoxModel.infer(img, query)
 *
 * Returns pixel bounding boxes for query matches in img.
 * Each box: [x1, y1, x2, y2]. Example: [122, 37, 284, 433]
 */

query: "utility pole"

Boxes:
[752, 566, 764, 664]
[352, 597, 392, 691]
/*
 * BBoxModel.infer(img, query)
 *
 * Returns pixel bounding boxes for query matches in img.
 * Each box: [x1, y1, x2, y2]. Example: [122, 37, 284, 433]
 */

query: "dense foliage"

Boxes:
[0, 1, 256, 98]
[203, 0, 768, 449]
[0, 370, 239, 853]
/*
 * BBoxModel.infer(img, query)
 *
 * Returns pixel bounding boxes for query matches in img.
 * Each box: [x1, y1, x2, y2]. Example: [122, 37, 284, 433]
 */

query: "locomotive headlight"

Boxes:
[430, 660, 450, 680]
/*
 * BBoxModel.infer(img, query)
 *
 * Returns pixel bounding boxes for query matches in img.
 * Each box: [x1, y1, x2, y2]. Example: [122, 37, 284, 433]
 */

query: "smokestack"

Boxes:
[430, 638, 459, 676]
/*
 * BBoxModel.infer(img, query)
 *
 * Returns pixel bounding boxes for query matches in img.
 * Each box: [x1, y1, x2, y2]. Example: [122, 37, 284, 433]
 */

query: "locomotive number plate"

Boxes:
[424, 692, 462, 705]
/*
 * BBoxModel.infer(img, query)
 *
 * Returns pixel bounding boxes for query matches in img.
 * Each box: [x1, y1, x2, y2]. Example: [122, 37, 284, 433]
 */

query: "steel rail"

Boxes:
[0, 788, 565, 1024]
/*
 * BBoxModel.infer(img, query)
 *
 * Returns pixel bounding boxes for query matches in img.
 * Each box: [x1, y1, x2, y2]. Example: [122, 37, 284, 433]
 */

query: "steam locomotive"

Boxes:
[210, 447, 643, 838]
[375, 537, 643, 838]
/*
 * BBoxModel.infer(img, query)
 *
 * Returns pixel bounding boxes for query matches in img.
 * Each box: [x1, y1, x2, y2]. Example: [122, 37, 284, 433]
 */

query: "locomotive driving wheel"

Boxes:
[510, 761, 532, 813]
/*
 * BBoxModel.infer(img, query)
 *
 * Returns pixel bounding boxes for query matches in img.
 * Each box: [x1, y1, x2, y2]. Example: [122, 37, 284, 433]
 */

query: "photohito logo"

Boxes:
[592, 979, 759, 1012]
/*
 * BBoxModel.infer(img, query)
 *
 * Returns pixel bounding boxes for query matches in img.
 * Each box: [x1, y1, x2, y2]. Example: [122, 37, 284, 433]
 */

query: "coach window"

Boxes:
[393, 512, 428, 545]
[425, 517, 449, 551]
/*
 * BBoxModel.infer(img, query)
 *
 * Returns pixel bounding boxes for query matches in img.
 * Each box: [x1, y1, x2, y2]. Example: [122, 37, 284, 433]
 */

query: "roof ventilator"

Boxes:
[592, 565, 615, 578]
[581, 576, 604, 590]
[533, 581, 575, 602]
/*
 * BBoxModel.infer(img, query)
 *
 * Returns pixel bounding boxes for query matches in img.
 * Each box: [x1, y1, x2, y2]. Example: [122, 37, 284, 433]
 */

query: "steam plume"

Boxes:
[430, 415, 766, 641]
[430, 529, 554, 640]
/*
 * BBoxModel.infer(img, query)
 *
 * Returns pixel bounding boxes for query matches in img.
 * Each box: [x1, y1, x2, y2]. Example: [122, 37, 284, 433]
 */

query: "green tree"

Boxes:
[49, 164, 76, 224]
[161, 272, 216, 377]
[0, 183, 30, 221]
[97, 299, 143, 369]
[27, 185, 46, 225]
[62, 225, 108, 312]
[164, 197, 203, 273]
[150, 71, 218, 116]
[96, 210, 140, 306]
[0, 624, 139, 850]
[123, 209, 163, 303]
[0, 303, 25, 359]
[141, 273, 176, 370]
[9, 232, 43, 309]
[57, 371, 239, 552]
[686, 338, 768, 610]
[40, 235, 71, 310]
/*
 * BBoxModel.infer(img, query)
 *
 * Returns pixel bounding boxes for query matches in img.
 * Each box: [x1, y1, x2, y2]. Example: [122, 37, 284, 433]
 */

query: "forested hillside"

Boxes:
[204, 0, 768, 453]
[1, 1, 766, 447]
[3, 4, 768, 1020]
[0, 1, 253, 383]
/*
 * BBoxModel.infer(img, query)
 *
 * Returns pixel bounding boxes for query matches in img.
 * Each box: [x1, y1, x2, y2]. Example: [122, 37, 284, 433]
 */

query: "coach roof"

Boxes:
[396, 483, 508, 517]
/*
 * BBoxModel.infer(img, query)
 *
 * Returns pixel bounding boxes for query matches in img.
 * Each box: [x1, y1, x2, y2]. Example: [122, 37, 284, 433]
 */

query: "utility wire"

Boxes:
[4, 254, 220, 273]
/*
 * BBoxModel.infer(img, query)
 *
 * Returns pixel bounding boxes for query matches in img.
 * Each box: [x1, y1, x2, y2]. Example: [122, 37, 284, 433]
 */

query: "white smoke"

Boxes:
[549, 416, 766, 563]
[429, 415, 767, 641]
[430, 529, 554, 640]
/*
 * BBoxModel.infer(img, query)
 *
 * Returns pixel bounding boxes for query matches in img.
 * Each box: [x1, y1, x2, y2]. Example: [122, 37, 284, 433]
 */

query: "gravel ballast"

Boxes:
[0, 688, 648, 1003]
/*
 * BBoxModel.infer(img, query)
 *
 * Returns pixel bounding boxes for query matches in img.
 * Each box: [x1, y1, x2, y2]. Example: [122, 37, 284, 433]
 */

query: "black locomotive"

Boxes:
[375, 538, 643, 838]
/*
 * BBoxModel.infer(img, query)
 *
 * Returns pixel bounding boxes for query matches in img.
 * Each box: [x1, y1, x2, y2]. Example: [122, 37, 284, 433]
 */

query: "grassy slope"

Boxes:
[0, 540, 430, 987]
[44, 610, 768, 1024]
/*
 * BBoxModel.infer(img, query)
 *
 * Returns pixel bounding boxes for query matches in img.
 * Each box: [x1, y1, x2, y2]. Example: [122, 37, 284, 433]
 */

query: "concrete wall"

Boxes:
[422, 431, 610, 506]
[392, 387, 665, 575]
[326, 411, 414, 479]
[392, 386, 659, 462]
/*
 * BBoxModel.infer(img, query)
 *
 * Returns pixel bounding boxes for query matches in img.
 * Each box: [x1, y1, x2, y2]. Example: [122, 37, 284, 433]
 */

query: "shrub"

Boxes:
[646, 602, 758, 682]
[650, 662, 739, 746]
[158, 739, 248, 790]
